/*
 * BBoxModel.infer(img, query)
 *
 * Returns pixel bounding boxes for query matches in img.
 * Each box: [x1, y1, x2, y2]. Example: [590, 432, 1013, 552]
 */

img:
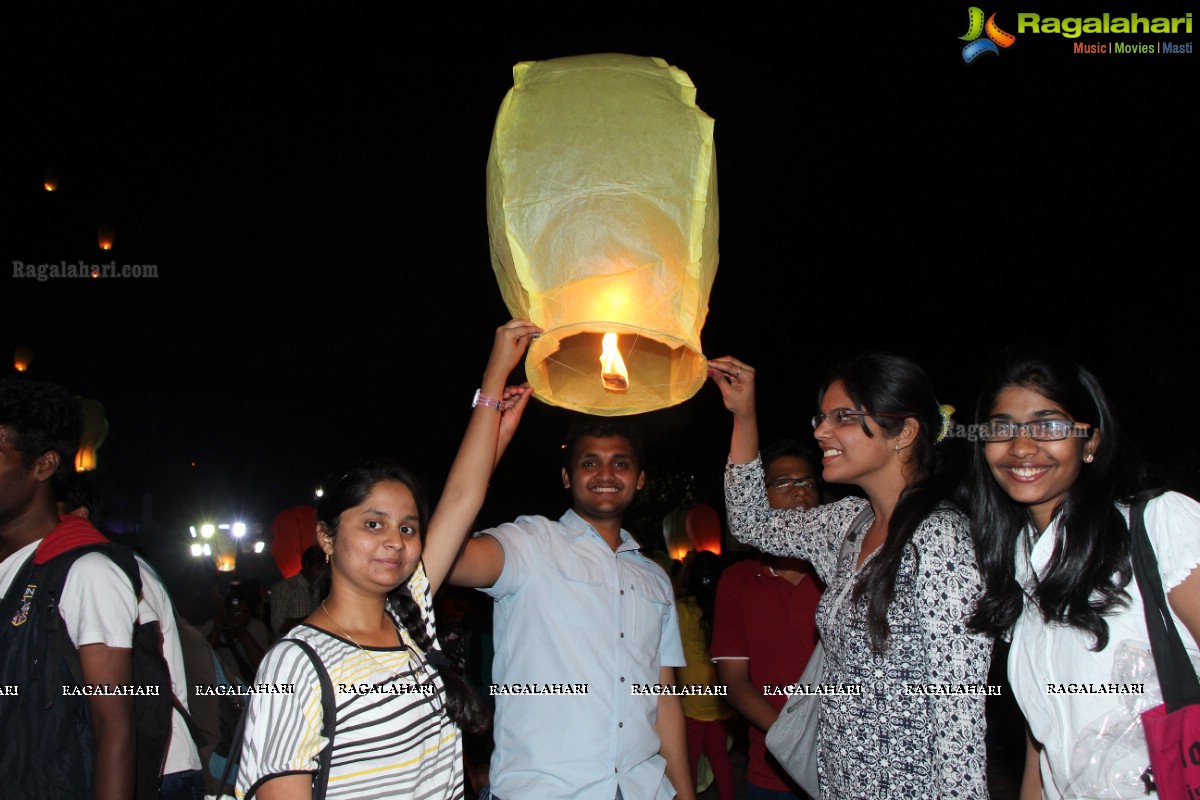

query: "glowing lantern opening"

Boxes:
[44, 169, 59, 192]
[488, 54, 718, 416]
[74, 398, 107, 472]
[75, 444, 97, 472]
[44, 182, 57, 192]
[97, 225, 115, 251]
[600, 333, 629, 392]
[14, 346, 33, 372]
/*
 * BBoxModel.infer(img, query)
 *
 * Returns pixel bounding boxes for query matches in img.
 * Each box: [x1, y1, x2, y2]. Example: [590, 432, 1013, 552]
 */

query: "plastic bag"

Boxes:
[1063, 639, 1200, 797]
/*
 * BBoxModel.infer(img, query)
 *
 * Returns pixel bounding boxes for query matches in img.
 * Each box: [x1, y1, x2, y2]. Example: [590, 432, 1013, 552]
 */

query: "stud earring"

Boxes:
[1084, 454, 1095, 464]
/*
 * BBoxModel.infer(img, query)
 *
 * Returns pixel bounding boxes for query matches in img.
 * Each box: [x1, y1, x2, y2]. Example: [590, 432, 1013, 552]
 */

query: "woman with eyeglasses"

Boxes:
[235, 321, 540, 800]
[709, 352, 991, 800]
[966, 349, 1200, 800]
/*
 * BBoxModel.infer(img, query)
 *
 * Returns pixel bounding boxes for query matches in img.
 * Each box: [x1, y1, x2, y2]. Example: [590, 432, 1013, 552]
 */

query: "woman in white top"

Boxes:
[236, 321, 540, 800]
[966, 348, 1200, 799]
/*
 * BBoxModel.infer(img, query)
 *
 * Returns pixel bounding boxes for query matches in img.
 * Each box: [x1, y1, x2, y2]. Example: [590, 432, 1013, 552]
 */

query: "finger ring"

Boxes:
[736, 368, 743, 377]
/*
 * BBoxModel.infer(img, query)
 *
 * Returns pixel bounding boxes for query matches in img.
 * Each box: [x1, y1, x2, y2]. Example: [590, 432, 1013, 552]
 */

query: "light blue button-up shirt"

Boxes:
[478, 509, 686, 800]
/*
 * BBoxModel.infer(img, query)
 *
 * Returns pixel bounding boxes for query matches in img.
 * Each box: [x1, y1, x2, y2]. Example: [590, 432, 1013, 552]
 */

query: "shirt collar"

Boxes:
[559, 508, 643, 554]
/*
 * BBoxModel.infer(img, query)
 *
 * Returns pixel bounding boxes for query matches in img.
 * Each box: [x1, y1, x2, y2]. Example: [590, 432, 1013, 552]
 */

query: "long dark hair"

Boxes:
[316, 459, 488, 734]
[965, 349, 1145, 651]
[821, 352, 967, 652]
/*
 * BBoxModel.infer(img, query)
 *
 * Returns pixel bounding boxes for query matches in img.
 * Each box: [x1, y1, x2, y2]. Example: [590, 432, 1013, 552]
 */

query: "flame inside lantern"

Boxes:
[599, 333, 629, 392]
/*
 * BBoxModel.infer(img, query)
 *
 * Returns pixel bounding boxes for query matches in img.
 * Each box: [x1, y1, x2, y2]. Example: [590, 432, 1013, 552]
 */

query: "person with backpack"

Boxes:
[0, 377, 163, 800]
[235, 320, 538, 799]
[60, 471, 206, 800]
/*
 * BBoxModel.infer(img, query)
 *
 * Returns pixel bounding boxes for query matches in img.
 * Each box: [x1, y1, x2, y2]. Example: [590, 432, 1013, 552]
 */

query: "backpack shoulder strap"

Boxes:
[286, 638, 336, 800]
[35, 543, 142, 708]
[220, 638, 337, 800]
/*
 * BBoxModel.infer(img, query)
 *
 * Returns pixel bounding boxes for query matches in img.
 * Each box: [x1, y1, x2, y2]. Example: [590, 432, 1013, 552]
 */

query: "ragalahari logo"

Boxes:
[961, 7, 1017, 62]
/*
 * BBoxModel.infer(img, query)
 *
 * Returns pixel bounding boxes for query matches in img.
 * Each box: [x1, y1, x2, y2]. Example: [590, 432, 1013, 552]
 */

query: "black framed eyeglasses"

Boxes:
[979, 419, 1092, 442]
[767, 477, 819, 492]
[811, 408, 907, 430]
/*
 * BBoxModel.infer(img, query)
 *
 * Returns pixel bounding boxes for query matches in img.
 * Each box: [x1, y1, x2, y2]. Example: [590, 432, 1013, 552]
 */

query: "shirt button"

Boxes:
[618, 722, 623, 728]
[620, 632, 624, 638]
[620, 676, 625, 682]
[620, 589, 624, 595]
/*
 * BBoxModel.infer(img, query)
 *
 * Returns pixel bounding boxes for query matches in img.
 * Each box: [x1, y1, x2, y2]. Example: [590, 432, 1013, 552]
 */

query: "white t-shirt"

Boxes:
[1009, 491, 1200, 800]
[135, 556, 203, 774]
[0, 540, 202, 775]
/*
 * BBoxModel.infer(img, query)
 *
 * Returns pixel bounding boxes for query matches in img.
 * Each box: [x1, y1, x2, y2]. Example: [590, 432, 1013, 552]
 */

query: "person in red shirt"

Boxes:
[711, 440, 823, 800]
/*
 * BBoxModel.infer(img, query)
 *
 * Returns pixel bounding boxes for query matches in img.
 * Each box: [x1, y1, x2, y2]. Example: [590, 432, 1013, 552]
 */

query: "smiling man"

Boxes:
[445, 419, 693, 800]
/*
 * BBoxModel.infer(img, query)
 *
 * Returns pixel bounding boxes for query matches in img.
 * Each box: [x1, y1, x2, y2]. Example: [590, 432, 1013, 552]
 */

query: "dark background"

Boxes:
[3, 5, 1196, 583]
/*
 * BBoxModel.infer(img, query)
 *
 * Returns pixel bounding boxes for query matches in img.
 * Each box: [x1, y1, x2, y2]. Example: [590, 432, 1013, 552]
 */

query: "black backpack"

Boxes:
[0, 543, 173, 800]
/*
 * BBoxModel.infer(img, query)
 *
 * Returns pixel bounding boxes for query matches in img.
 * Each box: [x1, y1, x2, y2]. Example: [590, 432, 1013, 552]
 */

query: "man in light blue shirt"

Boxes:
[446, 419, 693, 800]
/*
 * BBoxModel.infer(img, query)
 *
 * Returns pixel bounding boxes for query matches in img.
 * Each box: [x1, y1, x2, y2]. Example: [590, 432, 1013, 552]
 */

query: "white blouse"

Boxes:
[1009, 491, 1200, 799]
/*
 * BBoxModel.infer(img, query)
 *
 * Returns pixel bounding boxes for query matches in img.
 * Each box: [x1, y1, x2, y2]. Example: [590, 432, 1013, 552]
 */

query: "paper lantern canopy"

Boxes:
[487, 53, 719, 416]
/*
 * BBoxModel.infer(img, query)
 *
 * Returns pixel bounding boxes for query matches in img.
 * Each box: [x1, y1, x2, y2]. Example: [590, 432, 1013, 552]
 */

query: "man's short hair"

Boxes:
[61, 471, 103, 521]
[0, 378, 82, 495]
[761, 438, 821, 475]
[561, 418, 646, 470]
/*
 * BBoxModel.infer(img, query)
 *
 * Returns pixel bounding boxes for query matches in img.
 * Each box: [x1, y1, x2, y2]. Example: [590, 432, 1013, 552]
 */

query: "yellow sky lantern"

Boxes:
[97, 224, 115, 251]
[487, 53, 719, 416]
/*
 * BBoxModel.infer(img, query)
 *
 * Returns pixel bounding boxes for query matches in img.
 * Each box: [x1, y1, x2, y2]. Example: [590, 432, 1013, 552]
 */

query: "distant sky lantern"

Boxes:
[43, 170, 59, 192]
[14, 345, 33, 372]
[271, 506, 318, 578]
[97, 224, 115, 251]
[685, 503, 723, 555]
[487, 53, 719, 416]
[663, 507, 694, 561]
[74, 397, 108, 472]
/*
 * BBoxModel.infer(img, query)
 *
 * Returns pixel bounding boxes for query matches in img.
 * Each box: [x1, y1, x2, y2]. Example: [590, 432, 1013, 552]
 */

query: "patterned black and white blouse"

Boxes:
[726, 457, 992, 800]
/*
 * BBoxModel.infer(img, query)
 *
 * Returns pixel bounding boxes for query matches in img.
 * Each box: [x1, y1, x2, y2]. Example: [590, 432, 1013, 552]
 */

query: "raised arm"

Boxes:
[711, 357, 859, 582]
[422, 320, 539, 594]
[708, 356, 759, 464]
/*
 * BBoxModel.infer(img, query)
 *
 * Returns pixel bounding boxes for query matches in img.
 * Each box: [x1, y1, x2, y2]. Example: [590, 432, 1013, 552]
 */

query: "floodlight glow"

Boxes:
[253, 541, 265, 554]
[200, 524, 215, 538]
[190, 544, 203, 557]
[189, 526, 197, 538]
[202, 543, 212, 556]
[232, 522, 246, 538]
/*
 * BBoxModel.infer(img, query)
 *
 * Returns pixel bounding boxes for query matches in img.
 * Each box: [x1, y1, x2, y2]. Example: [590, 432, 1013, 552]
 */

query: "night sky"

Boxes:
[4, 6, 1196, 582]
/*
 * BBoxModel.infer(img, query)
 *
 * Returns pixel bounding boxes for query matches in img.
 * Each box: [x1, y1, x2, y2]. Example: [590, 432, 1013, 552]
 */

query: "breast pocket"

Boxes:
[546, 558, 606, 635]
[627, 574, 673, 656]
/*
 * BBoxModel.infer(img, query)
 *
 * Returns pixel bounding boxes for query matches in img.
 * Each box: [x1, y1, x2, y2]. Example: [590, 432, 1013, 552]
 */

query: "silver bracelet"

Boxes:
[472, 388, 503, 411]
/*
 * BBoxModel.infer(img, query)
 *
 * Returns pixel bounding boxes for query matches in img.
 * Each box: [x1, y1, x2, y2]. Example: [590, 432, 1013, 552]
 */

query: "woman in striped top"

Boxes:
[236, 321, 540, 799]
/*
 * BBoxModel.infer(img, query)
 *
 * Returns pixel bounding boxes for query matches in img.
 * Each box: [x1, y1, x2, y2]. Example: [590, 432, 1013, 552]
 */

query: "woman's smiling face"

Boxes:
[324, 479, 422, 594]
[983, 384, 1099, 532]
